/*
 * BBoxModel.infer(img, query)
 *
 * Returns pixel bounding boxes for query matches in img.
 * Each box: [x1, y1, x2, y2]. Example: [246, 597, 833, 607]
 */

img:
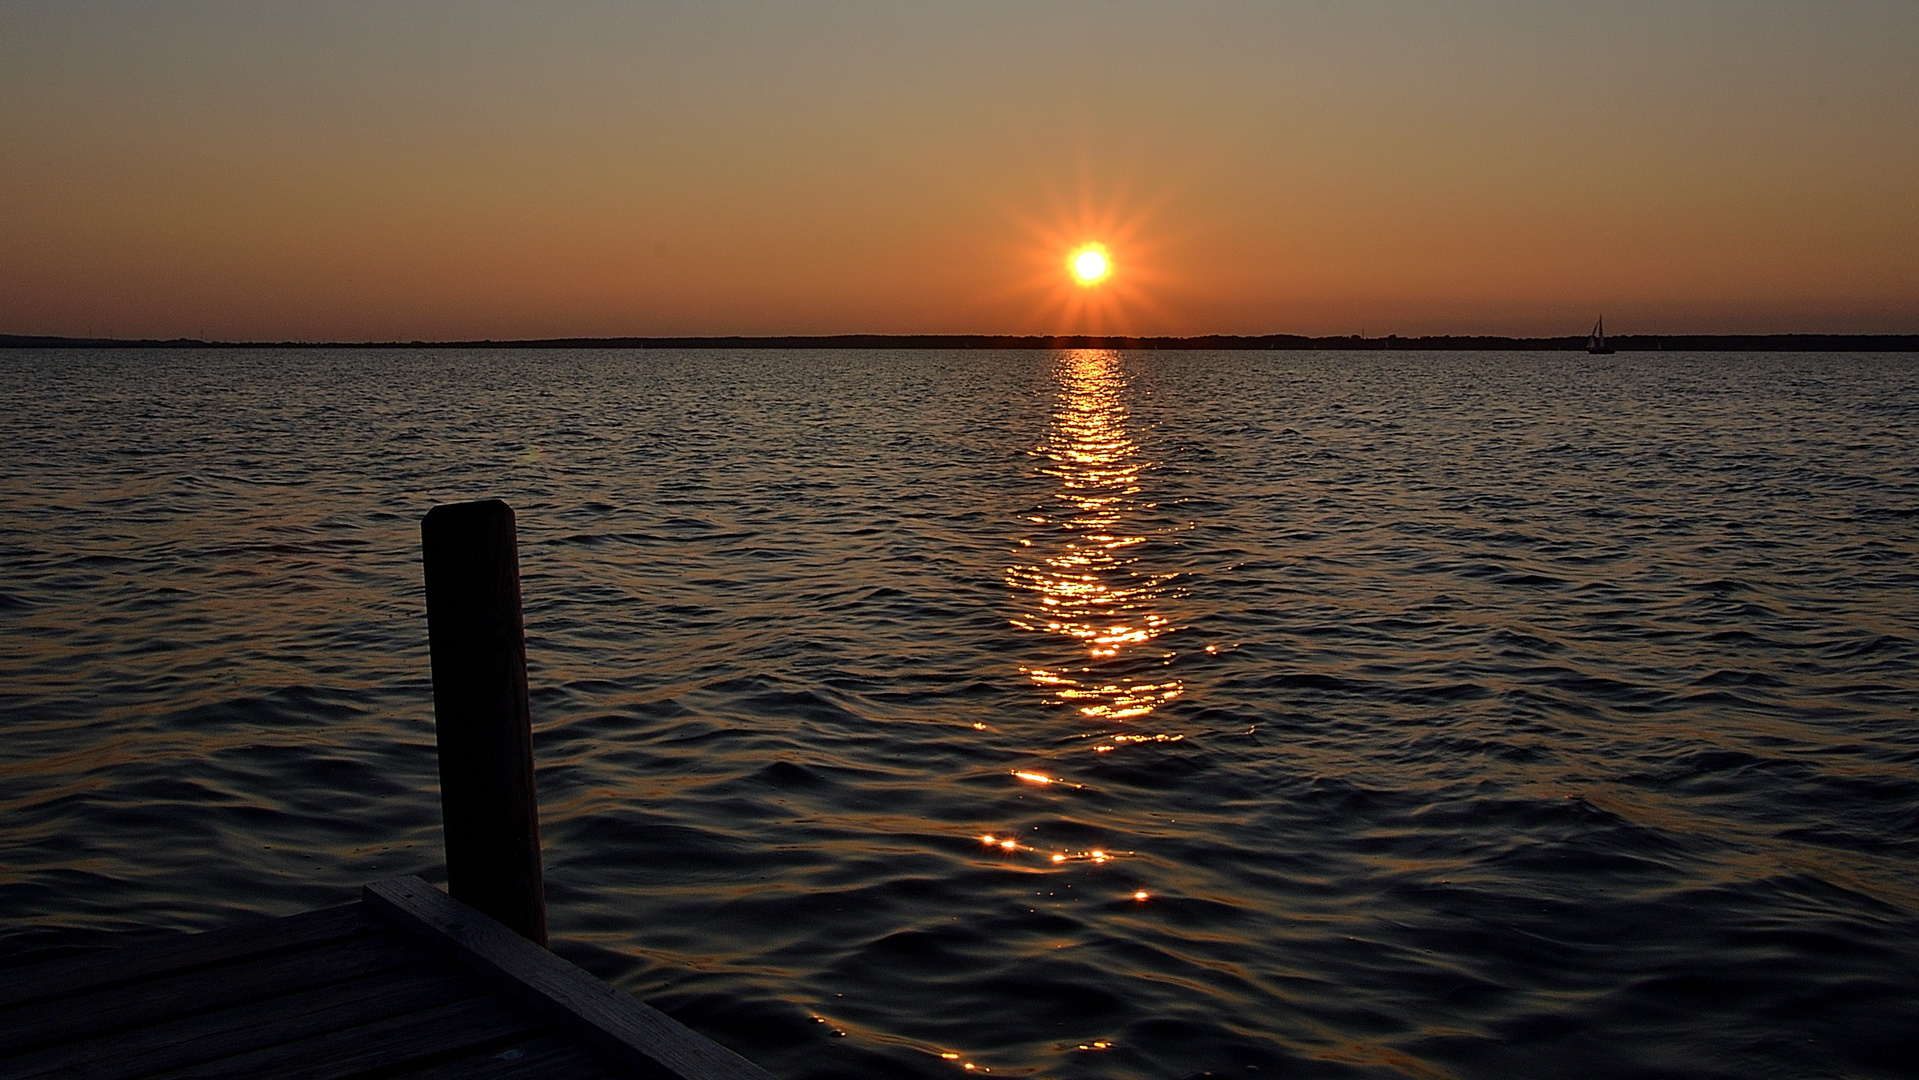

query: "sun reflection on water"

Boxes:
[1009, 349, 1183, 723]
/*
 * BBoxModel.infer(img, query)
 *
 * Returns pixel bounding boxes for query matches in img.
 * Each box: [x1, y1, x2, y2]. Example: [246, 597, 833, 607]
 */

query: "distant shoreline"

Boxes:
[3, 332, 1917, 352]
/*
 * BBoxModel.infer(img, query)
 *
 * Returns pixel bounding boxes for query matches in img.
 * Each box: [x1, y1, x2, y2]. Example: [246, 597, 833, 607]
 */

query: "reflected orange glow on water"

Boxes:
[1009, 350, 1182, 723]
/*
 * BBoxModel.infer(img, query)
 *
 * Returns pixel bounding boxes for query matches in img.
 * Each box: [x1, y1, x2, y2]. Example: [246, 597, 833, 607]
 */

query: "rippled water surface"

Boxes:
[3, 348, 1917, 1079]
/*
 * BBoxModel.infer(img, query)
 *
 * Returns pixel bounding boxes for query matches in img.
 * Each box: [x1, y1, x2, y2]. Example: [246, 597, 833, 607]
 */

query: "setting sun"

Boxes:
[1072, 247, 1110, 286]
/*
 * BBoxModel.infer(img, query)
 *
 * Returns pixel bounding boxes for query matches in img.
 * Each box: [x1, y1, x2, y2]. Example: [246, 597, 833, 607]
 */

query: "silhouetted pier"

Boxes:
[0, 501, 776, 1080]
[0, 878, 771, 1080]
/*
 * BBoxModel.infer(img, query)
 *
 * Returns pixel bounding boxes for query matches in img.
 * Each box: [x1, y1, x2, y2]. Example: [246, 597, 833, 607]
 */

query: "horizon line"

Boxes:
[4, 331, 1918, 352]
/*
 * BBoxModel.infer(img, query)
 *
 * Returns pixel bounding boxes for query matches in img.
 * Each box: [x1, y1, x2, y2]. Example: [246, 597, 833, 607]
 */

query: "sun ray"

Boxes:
[984, 165, 1182, 336]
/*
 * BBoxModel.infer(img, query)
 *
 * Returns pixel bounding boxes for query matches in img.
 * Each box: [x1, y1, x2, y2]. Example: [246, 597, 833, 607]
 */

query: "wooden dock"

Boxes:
[0, 877, 776, 1080]
[3, 501, 780, 1079]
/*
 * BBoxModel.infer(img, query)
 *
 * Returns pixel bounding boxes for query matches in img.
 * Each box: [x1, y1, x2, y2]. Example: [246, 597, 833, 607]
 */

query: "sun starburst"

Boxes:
[995, 172, 1174, 334]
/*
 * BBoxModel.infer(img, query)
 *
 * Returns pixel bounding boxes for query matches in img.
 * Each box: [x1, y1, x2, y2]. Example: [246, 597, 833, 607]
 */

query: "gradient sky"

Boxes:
[3, 1, 1915, 340]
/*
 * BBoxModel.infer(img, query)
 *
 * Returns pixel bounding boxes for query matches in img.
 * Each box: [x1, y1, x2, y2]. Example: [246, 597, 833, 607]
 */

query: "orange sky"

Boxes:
[3, 2, 1915, 340]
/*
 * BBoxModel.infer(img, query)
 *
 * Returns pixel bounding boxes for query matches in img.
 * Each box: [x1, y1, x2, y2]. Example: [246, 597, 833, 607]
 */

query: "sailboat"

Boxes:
[1587, 316, 1615, 355]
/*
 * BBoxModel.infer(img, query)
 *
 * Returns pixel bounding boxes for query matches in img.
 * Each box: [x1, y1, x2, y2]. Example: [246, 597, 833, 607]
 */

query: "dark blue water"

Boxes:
[3, 348, 1916, 1079]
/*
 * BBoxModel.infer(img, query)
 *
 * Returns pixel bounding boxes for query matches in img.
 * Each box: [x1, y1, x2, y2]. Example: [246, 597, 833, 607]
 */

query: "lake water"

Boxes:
[2, 348, 1916, 1079]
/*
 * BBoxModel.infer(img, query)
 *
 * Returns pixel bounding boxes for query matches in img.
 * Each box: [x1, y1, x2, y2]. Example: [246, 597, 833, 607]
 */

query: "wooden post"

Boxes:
[421, 499, 547, 945]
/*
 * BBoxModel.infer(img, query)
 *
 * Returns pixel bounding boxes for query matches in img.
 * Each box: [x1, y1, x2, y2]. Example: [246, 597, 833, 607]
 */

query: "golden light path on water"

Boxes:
[1008, 349, 1183, 725]
[948, 350, 1190, 1073]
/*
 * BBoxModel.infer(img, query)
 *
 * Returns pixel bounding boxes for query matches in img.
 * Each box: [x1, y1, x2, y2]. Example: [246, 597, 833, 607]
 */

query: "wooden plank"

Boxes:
[0, 927, 426, 1056]
[0, 962, 482, 1080]
[393, 1031, 629, 1080]
[0, 903, 371, 1011]
[137, 993, 549, 1080]
[364, 878, 778, 1080]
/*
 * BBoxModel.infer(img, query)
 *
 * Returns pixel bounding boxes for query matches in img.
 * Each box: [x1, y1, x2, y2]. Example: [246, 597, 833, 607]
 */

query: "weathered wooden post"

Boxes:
[420, 499, 547, 945]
